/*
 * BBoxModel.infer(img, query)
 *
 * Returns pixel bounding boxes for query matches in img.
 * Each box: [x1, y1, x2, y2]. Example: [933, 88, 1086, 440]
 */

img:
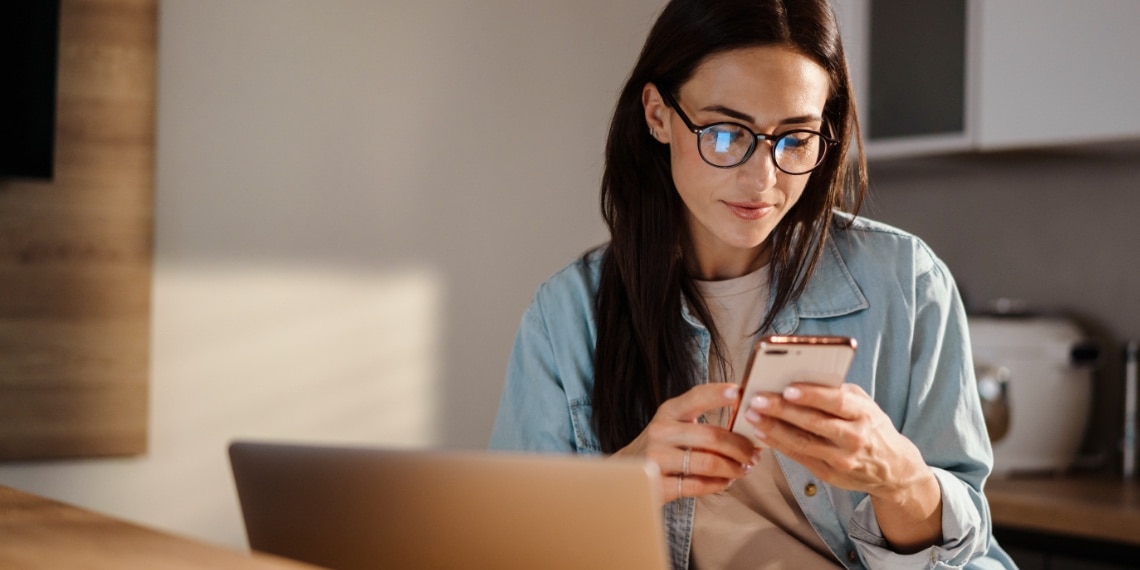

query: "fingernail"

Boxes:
[745, 410, 761, 423]
[752, 451, 763, 464]
[725, 385, 740, 399]
[752, 395, 769, 409]
[742, 463, 753, 475]
[783, 386, 802, 400]
[754, 429, 768, 440]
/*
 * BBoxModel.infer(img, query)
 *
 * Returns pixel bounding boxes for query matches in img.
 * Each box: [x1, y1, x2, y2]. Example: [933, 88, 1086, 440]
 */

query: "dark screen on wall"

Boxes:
[0, 1, 62, 179]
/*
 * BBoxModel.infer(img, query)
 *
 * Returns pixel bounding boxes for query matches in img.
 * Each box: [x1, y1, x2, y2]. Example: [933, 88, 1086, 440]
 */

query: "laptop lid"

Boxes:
[228, 440, 669, 570]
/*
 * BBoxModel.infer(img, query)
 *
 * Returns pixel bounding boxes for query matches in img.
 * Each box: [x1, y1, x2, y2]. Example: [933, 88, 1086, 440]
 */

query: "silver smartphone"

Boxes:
[729, 335, 857, 447]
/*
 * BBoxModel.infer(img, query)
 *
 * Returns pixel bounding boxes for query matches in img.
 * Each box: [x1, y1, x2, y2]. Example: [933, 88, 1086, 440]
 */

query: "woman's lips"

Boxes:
[724, 201, 773, 220]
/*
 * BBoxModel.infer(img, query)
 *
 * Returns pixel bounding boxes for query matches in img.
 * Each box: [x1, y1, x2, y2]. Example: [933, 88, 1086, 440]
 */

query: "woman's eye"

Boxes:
[708, 126, 748, 153]
[782, 135, 807, 148]
[779, 133, 816, 152]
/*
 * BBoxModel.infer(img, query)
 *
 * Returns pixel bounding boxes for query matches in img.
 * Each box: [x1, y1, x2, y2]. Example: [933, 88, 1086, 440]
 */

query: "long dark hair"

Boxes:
[592, 0, 867, 453]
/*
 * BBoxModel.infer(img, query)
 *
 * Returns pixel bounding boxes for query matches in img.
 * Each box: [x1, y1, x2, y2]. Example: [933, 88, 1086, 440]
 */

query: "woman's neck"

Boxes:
[686, 243, 771, 281]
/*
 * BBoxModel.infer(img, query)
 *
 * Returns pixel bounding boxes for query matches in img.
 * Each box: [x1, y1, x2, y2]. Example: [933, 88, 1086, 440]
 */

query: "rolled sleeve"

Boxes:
[847, 468, 990, 569]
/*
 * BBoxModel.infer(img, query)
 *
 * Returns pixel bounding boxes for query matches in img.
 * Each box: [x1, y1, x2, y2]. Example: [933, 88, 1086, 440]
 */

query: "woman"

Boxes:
[490, 0, 1013, 568]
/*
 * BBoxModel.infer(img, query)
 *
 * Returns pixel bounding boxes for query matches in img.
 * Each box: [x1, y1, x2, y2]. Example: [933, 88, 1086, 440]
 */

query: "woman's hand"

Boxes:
[613, 383, 757, 505]
[741, 382, 943, 553]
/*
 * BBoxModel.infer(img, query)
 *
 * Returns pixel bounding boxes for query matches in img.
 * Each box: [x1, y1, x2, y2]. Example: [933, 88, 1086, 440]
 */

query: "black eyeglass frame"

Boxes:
[658, 87, 838, 175]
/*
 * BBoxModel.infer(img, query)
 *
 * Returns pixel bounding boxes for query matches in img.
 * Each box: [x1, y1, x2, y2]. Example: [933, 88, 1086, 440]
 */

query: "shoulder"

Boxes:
[534, 246, 605, 304]
[829, 211, 948, 282]
[525, 246, 606, 329]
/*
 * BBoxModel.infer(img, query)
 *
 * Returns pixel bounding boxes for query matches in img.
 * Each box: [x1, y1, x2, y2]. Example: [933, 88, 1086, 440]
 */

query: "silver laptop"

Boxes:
[228, 440, 669, 570]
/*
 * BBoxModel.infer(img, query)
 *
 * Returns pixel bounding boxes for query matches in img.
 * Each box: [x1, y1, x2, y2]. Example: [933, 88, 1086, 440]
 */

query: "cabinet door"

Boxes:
[832, 0, 972, 158]
[974, 0, 1140, 149]
[868, 0, 967, 141]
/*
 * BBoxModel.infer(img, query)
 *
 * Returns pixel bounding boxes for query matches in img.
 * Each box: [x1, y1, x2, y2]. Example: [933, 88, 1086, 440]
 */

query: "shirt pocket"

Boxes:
[568, 397, 602, 453]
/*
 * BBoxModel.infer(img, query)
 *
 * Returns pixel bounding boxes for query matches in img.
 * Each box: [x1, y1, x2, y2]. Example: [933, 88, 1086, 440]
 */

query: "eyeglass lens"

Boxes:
[698, 124, 825, 173]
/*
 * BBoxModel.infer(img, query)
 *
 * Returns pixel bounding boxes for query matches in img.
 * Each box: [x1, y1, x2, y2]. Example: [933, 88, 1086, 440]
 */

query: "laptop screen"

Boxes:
[229, 441, 669, 570]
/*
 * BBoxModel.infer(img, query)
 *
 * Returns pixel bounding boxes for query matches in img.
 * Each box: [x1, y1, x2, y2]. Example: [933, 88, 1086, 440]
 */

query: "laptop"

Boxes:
[228, 440, 670, 570]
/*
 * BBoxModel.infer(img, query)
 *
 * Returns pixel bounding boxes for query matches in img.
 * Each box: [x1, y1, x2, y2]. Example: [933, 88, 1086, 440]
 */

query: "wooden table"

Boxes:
[8, 476, 1135, 567]
[0, 485, 324, 569]
[985, 474, 1140, 546]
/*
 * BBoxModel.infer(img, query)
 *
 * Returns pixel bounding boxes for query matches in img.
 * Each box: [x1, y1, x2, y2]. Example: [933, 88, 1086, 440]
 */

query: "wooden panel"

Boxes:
[0, 0, 155, 460]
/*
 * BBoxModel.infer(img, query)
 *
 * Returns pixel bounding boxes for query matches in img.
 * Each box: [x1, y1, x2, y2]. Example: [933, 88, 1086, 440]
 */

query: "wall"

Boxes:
[865, 142, 1140, 469]
[0, 0, 663, 550]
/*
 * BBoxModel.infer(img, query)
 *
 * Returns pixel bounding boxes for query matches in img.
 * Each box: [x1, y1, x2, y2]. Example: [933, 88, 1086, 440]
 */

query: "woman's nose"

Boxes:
[736, 142, 779, 190]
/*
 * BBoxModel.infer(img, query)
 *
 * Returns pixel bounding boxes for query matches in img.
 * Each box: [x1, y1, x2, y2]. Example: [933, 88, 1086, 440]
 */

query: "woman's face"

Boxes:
[643, 45, 831, 280]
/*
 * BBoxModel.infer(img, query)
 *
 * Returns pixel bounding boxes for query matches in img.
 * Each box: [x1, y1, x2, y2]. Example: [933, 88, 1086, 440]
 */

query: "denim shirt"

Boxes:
[490, 214, 1015, 570]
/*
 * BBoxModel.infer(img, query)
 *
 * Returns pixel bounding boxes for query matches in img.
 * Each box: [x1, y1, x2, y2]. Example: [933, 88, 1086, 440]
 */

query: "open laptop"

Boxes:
[228, 440, 669, 570]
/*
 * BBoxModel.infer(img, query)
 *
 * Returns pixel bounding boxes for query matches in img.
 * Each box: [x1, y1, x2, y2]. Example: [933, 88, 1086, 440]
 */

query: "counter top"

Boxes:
[985, 474, 1140, 546]
[0, 485, 323, 569]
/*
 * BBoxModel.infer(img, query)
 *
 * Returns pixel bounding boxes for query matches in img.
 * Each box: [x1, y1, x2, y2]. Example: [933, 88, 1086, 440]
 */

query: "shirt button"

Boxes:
[847, 550, 859, 563]
[804, 483, 817, 497]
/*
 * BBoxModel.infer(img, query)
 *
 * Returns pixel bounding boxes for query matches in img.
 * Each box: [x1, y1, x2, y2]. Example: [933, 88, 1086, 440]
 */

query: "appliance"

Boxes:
[968, 314, 1098, 475]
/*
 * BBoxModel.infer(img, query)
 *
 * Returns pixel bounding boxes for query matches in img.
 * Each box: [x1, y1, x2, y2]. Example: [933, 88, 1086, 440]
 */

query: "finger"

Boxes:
[659, 383, 741, 423]
[645, 422, 755, 468]
[666, 474, 736, 503]
[743, 383, 864, 435]
[781, 382, 869, 420]
[747, 394, 848, 449]
[668, 447, 751, 479]
[752, 412, 838, 457]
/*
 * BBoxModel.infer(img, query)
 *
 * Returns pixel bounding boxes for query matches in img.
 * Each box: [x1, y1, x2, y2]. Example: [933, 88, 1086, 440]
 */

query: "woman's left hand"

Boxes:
[741, 382, 943, 552]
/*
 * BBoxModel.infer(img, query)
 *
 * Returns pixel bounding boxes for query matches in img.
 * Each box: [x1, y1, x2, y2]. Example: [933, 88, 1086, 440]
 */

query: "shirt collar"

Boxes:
[769, 233, 869, 334]
[680, 229, 869, 333]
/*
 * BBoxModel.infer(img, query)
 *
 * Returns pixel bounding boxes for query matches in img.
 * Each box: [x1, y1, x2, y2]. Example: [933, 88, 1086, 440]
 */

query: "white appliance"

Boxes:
[968, 315, 1098, 476]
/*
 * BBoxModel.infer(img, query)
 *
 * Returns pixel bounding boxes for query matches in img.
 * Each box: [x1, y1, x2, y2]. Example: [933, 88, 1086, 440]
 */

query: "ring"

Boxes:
[682, 448, 691, 477]
[677, 474, 684, 499]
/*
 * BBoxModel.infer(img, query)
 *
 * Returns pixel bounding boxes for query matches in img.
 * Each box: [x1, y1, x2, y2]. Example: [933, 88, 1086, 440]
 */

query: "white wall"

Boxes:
[0, 0, 664, 550]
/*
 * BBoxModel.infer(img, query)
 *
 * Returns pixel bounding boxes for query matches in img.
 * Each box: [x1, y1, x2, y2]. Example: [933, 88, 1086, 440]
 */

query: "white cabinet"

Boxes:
[973, 0, 1140, 150]
[833, 0, 1140, 158]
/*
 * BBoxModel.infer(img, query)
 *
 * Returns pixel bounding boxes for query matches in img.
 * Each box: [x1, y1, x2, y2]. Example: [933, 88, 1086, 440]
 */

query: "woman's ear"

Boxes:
[642, 83, 671, 143]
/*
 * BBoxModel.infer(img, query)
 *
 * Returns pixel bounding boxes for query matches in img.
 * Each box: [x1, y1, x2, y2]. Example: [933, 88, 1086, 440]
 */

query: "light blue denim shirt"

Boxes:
[490, 214, 1015, 570]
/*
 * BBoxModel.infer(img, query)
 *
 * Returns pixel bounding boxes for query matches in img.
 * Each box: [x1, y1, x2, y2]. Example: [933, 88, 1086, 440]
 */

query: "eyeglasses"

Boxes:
[659, 88, 837, 175]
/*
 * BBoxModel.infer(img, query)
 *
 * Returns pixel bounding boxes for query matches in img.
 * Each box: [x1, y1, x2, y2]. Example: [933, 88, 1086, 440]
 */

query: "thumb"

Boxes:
[662, 383, 741, 423]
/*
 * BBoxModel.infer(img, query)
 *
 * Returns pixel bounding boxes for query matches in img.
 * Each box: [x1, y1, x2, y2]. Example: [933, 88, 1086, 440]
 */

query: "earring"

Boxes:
[649, 127, 657, 138]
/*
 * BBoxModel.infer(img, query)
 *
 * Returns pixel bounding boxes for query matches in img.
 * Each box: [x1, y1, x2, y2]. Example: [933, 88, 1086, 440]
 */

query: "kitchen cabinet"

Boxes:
[831, 0, 1140, 158]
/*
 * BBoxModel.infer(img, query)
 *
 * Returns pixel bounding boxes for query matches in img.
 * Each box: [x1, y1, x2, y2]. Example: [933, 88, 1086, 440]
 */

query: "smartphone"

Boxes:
[729, 335, 857, 447]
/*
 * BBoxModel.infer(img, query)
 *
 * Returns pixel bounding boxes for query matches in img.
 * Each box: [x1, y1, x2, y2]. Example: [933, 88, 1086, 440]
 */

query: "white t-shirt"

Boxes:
[691, 266, 840, 569]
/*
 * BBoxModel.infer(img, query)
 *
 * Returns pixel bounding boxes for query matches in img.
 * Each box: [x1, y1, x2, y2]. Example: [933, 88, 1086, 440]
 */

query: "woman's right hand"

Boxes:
[612, 383, 758, 504]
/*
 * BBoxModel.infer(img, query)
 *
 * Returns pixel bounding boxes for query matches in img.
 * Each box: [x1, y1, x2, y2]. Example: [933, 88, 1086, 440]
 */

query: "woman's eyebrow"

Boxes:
[700, 104, 822, 126]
